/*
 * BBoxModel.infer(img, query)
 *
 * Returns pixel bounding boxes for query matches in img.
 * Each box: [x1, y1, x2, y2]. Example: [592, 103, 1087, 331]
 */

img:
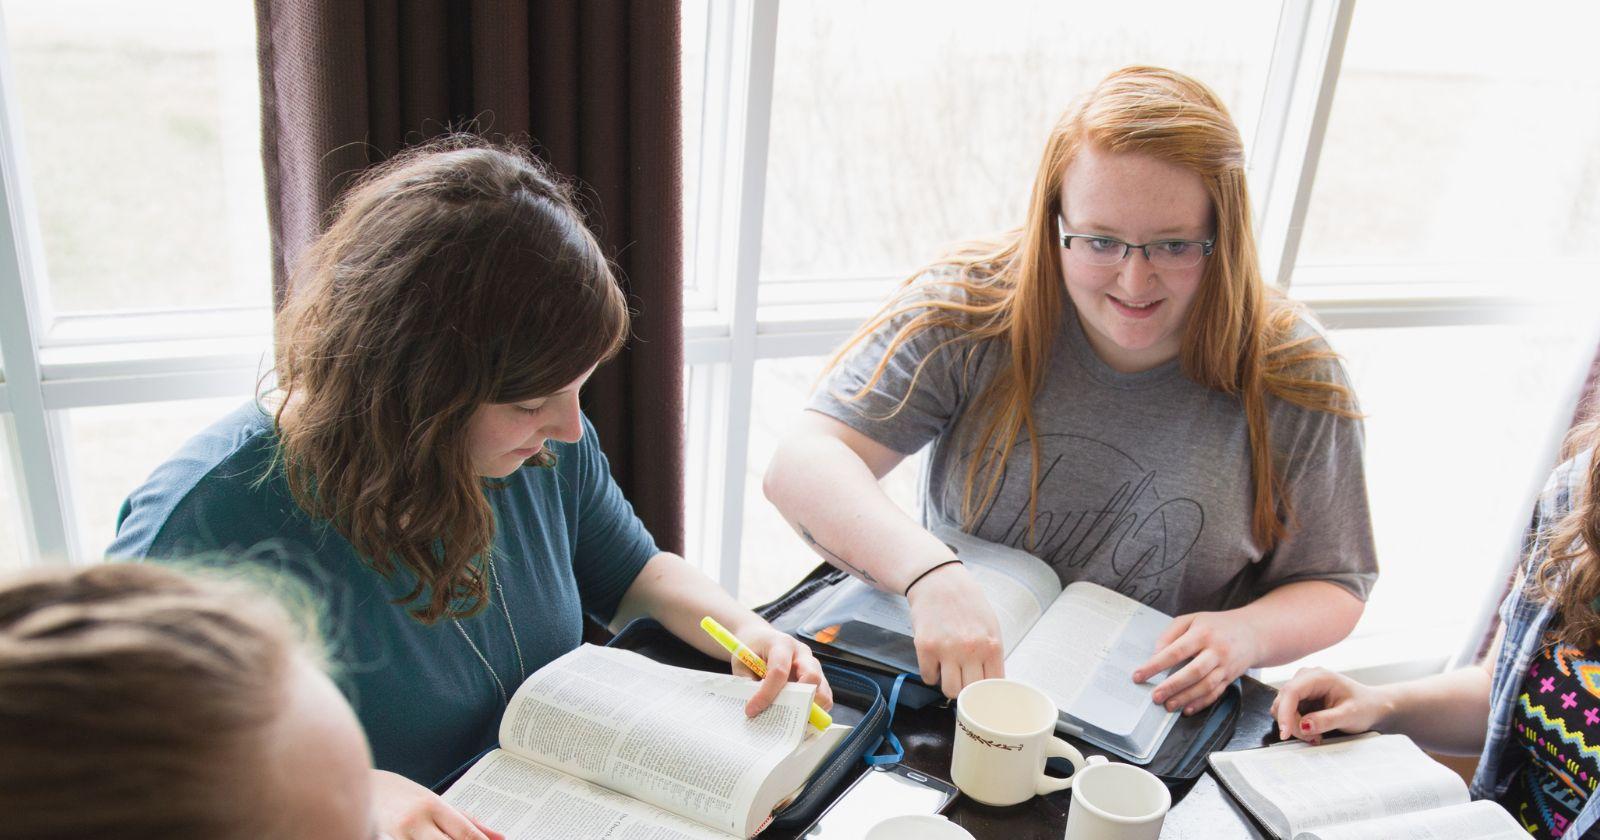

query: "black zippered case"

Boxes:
[604, 617, 893, 834]
[757, 564, 1243, 800]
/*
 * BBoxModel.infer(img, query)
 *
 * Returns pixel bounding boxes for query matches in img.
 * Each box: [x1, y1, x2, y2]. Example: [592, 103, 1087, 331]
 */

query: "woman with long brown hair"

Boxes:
[1272, 419, 1600, 837]
[109, 139, 830, 840]
[765, 65, 1377, 708]
[0, 563, 376, 840]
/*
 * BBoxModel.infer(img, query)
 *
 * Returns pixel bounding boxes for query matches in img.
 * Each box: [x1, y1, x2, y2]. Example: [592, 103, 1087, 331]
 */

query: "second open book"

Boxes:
[795, 524, 1180, 763]
[1209, 733, 1525, 839]
[442, 644, 848, 840]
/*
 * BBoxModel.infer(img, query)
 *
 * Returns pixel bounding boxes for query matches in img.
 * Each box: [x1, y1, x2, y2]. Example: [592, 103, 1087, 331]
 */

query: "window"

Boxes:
[0, 1, 272, 566]
[1269, 320, 1597, 683]
[1297, 2, 1600, 288]
[0, 1, 1595, 687]
[66, 396, 248, 556]
[760, 0, 1280, 296]
[2, 0, 269, 315]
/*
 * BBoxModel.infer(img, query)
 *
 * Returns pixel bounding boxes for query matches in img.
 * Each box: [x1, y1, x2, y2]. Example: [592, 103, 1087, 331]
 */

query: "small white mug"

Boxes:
[1062, 757, 1171, 840]
[863, 814, 976, 840]
[950, 678, 1086, 806]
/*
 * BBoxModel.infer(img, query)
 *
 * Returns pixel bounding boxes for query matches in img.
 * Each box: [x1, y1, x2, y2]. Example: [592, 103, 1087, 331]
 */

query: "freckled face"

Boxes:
[1058, 146, 1213, 373]
[465, 367, 594, 478]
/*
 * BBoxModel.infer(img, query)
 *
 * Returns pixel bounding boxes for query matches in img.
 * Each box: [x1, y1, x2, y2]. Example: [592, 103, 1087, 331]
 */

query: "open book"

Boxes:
[1209, 733, 1525, 839]
[794, 525, 1179, 763]
[442, 644, 849, 839]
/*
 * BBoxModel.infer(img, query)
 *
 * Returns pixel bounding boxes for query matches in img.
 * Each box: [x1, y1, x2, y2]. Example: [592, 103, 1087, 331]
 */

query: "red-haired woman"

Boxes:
[110, 140, 830, 840]
[765, 66, 1375, 709]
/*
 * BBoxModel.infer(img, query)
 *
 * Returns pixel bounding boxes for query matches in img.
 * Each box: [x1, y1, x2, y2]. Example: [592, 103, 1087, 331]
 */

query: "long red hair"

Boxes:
[826, 66, 1357, 549]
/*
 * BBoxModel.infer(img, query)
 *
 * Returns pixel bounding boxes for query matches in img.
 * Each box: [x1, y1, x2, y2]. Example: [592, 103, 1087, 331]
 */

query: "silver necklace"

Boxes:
[452, 550, 527, 704]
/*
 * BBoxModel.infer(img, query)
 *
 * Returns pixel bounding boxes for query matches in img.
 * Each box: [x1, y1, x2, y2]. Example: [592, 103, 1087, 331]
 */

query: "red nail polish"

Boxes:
[1301, 721, 1312, 731]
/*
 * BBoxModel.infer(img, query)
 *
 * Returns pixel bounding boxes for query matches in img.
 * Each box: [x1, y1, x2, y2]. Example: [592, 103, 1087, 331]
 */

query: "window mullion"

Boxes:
[1248, 0, 1314, 236]
[709, 0, 780, 596]
[0, 7, 79, 565]
[1257, 0, 1356, 291]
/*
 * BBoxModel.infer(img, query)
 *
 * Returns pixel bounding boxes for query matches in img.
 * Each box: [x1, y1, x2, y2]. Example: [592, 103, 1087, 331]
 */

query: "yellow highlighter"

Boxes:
[700, 616, 832, 731]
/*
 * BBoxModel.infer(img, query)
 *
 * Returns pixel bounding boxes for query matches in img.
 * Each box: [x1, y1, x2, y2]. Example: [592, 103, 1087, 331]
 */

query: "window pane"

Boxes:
[1266, 321, 1596, 677]
[760, 0, 1281, 293]
[1297, 2, 1600, 281]
[1, 0, 270, 313]
[67, 395, 246, 559]
[0, 420, 29, 571]
[737, 356, 923, 605]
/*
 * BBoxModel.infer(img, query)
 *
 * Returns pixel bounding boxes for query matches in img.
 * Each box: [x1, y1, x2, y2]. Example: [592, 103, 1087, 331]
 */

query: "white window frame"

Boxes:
[0, 1, 1579, 686]
[0, 4, 272, 565]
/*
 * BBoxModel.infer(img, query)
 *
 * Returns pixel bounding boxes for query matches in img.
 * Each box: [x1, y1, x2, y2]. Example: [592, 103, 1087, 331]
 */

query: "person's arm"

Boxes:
[1270, 663, 1495, 755]
[1271, 616, 1505, 755]
[763, 411, 1005, 698]
[1132, 580, 1364, 714]
[611, 552, 833, 718]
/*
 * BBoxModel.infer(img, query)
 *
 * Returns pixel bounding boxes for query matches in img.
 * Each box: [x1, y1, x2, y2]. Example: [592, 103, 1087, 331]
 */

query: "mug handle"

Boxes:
[1036, 739, 1105, 795]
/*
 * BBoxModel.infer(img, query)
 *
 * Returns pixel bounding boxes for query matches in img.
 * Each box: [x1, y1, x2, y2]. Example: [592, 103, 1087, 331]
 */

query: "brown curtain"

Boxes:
[254, 0, 685, 554]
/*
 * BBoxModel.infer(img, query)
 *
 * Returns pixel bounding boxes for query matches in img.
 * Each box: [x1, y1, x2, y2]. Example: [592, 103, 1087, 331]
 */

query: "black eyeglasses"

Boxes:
[1057, 214, 1214, 270]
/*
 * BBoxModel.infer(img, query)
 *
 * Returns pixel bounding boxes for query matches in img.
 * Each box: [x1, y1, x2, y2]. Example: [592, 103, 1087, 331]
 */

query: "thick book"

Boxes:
[793, 524, 1180, 763]
[1208, 733, 1525, 839]
[441, 644, 849, 839]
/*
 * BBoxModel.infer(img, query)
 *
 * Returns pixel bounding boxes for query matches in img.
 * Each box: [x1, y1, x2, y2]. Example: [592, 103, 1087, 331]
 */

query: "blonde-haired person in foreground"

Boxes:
[0, 562, 381, 840]
[765, 65, 1377, 709]
[1274, 420, 1600, 838]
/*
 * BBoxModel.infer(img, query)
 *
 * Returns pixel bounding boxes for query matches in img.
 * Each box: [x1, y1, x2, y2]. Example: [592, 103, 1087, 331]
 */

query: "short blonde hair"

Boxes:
[0, 563, 307, 839]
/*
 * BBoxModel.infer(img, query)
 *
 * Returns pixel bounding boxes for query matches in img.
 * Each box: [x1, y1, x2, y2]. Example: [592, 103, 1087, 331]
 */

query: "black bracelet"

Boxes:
[903, 558, 963, 597]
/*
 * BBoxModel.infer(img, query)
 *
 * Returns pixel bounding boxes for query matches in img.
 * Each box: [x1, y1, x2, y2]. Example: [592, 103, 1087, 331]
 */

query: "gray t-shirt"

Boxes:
[809, 284, 1377, 616]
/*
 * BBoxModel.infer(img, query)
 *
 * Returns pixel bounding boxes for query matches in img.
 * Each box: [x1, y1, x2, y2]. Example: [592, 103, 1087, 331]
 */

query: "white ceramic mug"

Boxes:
[1062, 757, 1171, 840]
[950, 678, 1087, 806]
[863, 814, 976, 840]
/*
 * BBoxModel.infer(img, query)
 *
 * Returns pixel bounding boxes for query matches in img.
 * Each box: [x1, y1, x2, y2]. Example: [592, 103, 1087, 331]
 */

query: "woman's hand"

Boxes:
[1133, 610, 1261, 715]
[906, 563, 1005, 699]
[371, 769, 505, 840]
[729, 620, 834, 718]
[1271, 667, 1392, 745]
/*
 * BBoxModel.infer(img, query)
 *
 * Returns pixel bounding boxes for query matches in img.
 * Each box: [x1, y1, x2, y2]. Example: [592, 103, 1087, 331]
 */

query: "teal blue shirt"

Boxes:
[107, 401, 658, 787]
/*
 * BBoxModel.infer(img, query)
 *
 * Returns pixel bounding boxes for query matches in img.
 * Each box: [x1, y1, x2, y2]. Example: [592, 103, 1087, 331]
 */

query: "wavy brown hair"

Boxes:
[0, 563, 312, 839]
[825, 66, 1357, 549]
[1534, 418, 1600, 647]
[274, 138, 629, 624]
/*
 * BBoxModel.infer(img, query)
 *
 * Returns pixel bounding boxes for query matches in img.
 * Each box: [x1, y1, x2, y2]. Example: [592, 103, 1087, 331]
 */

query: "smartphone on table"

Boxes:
[798, 762, 959, 838]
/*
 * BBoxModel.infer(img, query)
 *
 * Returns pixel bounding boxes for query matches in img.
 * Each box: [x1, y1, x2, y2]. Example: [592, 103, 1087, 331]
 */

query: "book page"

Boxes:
[794, 524, 1060, 670]
[1210, 734, 1469, 838]
[496, 645, 816, 837]
[1005, 582, 1177, 755]
[444, 749, 731, 840]
[1295, 799, 1526, 840]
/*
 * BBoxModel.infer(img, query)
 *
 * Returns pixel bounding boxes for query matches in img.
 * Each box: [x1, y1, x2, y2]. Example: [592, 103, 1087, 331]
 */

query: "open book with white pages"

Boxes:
[441, 645, 849, 840]
[793, 524, 1180, 763]
[1208, 733, 1525, 839]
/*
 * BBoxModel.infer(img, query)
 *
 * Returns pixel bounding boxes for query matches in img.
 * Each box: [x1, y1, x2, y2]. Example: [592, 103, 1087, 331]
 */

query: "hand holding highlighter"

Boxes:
[700, 616, 833, 731]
